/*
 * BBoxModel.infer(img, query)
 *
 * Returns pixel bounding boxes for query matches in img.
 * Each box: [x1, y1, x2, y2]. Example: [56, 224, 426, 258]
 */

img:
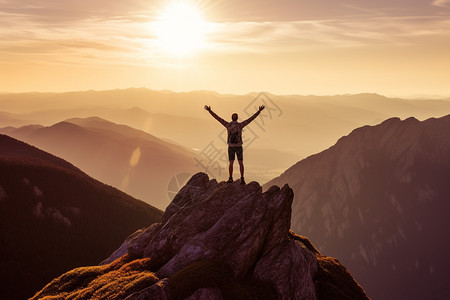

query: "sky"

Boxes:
[1, 0, 449, 97]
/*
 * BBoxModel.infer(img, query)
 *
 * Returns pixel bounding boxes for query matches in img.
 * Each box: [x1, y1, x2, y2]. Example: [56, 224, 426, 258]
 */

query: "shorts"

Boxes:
[228, 146, 243, 161]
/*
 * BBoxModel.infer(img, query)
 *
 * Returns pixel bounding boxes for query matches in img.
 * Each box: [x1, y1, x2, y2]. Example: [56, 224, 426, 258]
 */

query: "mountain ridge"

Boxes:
[265, 114, 450, 299]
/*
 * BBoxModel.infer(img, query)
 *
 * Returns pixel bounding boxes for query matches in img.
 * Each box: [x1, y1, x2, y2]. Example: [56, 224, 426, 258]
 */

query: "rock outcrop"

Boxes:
[32, 173, 368, 300]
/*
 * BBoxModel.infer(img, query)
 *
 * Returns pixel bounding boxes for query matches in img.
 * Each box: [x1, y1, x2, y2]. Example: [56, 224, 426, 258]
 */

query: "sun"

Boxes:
[155, 2, 208, 56]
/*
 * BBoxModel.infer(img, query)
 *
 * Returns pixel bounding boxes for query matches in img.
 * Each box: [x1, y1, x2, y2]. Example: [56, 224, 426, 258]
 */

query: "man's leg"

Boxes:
[236, 146, 245, 184]
[238, 160, 244, 178]
[227, 147, 236, 182]
[229, 160, 234, 178]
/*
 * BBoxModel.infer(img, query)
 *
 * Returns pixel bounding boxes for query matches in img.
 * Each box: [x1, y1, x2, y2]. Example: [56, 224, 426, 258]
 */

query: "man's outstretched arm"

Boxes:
[241, 105, 265, 127]
[204, 105, 228, 127]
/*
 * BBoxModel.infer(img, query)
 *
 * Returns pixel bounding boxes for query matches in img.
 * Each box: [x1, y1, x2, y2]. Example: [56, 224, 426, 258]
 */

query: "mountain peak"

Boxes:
[33, 173, 368, 300]
[264, 114, 450, 299]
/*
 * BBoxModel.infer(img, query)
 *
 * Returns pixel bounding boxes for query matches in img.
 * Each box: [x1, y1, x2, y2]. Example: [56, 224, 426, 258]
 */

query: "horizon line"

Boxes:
[1, 87, 449, 100]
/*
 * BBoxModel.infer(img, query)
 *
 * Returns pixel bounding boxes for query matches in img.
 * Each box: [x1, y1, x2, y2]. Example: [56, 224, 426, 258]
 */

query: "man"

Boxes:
[204, 104, 265, 184]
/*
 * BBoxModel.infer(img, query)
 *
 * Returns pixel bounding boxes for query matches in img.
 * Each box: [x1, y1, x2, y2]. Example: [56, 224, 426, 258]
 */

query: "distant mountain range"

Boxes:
[0, 134, 163, 299]
[1, 89, 450, 184]
[0, 117, 198, 209]
[265, 115, 450, 299]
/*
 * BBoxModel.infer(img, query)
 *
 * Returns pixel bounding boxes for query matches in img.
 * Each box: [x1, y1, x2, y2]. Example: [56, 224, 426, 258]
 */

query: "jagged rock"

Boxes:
[32, 173, 368, 300]
[101, 228, 146, 265]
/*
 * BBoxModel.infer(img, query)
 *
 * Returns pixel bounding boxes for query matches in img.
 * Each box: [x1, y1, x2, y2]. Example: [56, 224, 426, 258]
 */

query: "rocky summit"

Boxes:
[32, 173, 368, 300]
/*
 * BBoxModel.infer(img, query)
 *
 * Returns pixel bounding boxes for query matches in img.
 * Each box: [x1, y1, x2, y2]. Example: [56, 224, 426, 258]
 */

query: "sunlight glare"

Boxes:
[155, 1, 208, 56]
[129, 147, 141, 167]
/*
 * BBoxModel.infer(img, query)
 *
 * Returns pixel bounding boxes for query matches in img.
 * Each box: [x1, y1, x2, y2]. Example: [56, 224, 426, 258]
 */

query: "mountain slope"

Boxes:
[32, 173, 368, 300]
[0, 117, 198, 209]
[265, 115, 450, 299]
[0, 134, 163, 300]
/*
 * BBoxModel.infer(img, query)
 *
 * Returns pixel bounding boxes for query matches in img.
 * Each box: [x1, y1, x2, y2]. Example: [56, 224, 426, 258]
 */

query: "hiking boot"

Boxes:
[240, 177, 246, 185]
[226, 177, 233, 183]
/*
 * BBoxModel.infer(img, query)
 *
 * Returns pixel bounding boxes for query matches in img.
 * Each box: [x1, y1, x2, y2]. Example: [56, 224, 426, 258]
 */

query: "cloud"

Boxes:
[1, 9, 449, 68]
[432, 0, 450, 7]
[209, 16, 450, 52]
[1, 0, 449, 95]
[0, 9, 161, 66]
[1, 0, 449, 65]
[0, 0, 155, 23]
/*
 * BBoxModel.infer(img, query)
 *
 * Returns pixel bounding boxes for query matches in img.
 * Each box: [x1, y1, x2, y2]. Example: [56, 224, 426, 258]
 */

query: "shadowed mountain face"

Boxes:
[32, 173, 368, 300]
[0, 117, 198, 209]
[265, 115, 450, 299]
[0, 134, 163, 300]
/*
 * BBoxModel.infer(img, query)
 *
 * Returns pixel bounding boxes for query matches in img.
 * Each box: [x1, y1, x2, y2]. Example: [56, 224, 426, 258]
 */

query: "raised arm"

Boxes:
[241, 105, 265, 127]
[204, 105, 228, 127]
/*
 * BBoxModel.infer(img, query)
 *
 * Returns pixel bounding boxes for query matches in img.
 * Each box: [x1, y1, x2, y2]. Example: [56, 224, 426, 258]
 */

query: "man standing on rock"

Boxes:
[204, 104, 265, 184]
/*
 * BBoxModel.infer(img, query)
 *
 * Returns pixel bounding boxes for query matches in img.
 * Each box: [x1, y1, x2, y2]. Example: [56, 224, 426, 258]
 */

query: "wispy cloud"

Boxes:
[432, 0, 450, 7]
[2, 6, 450, 66]
[1, 0, 449, 94]
[208, 16, 450, 52]
[0, 9, 162, 66]
[0, 0, 155, 22]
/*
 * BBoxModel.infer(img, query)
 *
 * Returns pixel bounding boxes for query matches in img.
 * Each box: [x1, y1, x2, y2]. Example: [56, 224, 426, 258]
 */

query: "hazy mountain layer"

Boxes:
[1, 89, 449, 184]
[265, 115, 450, 299]
[0, 117, 198, 209]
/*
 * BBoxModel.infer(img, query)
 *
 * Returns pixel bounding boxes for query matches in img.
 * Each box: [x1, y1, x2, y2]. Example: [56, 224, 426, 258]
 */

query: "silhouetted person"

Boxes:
[204, 104, 265, 184]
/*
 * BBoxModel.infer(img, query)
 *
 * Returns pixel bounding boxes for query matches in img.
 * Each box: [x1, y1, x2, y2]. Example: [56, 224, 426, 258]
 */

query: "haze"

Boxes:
[2, 89, 450, 208]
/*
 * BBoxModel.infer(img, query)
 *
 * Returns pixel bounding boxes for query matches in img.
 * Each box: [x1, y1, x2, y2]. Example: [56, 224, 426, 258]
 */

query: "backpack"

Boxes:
[228, 124, 241, 144]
